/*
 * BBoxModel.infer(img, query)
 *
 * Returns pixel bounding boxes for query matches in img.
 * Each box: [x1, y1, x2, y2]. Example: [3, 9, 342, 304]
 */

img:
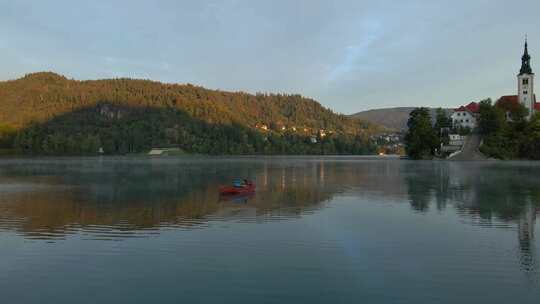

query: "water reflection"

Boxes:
[0, 158, 339, 240]
[0, 158, 539, 273]
[403, 161, 540, 274]
[2, 158, 540, 303]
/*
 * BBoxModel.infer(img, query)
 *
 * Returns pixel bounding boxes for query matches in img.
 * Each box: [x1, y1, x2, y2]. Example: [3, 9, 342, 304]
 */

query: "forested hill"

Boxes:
[0, 72, 372, 133]
[0, 72, 379, 155]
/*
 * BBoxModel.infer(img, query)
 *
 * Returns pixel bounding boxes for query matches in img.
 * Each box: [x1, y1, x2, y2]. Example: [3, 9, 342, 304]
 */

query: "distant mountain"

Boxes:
[350, 107, 445, 131]
[0, 72, 382, 155]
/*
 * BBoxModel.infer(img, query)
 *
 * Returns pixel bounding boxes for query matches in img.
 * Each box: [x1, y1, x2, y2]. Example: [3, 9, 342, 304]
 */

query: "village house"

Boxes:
[451, 102, 479, 129]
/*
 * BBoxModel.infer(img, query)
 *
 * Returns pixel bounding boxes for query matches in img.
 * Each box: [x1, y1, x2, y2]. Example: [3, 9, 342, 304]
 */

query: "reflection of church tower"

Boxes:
[517, 200, 536, 272]
[518, 39, 536, 119]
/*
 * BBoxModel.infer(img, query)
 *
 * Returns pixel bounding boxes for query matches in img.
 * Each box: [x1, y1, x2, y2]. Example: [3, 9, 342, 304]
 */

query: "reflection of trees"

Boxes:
[406, 170, 433, 212]
[404, 162, 452, 212]
[0, 159, 339, 240]
[404, 161, 540, 274]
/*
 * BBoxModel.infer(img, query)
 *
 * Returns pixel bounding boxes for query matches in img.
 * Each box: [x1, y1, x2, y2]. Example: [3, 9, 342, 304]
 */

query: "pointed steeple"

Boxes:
[520, 38, 533, 75]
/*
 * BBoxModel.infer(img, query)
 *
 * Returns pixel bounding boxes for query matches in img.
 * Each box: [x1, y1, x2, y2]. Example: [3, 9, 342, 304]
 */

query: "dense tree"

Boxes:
[434, 108, 452, 131]
[478, 100, 516, 159]
[521, 113, 540, 160]
[478, 99, 506, 135]
[478, 100, 540, 160]
[434, 108, 452, 145]
[404, 108, 438, 159]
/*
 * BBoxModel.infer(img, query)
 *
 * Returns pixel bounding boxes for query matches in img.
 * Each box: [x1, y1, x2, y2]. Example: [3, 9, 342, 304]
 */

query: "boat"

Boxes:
[219, 179, 256, 195]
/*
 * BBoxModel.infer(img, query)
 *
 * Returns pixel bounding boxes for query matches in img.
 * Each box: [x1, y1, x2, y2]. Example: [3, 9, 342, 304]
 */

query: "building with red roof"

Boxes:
[452, 102, 480, 129]
[496, 95, 540, 115]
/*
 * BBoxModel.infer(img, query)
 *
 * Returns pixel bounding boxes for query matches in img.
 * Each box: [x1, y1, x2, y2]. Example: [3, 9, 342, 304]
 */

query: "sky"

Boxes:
[1, 0, 540, 114]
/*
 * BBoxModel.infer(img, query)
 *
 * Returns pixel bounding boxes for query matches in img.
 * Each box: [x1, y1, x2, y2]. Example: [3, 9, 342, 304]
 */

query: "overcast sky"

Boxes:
[1, 0, 539, 114]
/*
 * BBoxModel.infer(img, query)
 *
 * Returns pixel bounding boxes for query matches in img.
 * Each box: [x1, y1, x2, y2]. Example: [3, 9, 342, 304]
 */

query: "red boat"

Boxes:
[219, 179, 256, 195]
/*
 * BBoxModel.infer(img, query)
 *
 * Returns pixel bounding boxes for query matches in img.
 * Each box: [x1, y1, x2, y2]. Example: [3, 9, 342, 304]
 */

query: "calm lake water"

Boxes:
[0, 157, 539, 303]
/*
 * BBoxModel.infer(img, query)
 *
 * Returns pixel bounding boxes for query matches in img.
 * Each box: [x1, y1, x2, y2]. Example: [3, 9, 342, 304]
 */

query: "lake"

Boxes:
[0, 157, 539, 303]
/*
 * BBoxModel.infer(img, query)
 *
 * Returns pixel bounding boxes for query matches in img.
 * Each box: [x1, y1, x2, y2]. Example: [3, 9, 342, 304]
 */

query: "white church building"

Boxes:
[453, 39, 540, 130]
[497, 39, 540, 119]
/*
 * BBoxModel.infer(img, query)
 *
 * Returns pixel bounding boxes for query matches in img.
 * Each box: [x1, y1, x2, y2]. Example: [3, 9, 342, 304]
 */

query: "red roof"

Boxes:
[497, 95, 519, 105]
[455, 102, 479, 113]
[497, 95, 540, 112]
[465, 102, 480, 113]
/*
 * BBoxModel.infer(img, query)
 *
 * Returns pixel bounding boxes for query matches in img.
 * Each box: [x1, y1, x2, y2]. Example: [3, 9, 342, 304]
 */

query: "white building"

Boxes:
[451, 102, 479, 129]
[448, 134, 465, 146]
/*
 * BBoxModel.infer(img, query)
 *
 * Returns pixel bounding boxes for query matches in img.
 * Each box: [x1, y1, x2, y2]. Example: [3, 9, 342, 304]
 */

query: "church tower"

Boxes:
[518, 39, 535, 119]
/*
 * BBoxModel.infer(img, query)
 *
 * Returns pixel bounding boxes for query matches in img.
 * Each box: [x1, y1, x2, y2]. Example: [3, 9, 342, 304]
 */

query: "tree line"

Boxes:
[9, 103, 376, 155]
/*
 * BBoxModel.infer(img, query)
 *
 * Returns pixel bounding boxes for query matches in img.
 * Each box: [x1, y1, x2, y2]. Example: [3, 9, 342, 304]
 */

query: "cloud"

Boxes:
[327, 19, 383, 82]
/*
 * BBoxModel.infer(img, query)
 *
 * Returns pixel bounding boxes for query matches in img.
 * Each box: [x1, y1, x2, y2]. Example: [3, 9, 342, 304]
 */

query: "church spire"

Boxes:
[520, 38, 533, 75]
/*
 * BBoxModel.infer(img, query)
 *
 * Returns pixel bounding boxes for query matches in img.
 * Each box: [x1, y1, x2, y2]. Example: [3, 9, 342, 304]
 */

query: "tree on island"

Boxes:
[434, 108, 452, 145]
[478, 99, 507, 135]
[478, 98, 540, 159]
[404, 108, 439, 159]
[522, 114, 540, 159]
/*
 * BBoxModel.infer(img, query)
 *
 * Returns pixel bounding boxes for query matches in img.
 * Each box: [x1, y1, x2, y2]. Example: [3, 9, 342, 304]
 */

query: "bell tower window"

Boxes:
[523, 79, 529, 85]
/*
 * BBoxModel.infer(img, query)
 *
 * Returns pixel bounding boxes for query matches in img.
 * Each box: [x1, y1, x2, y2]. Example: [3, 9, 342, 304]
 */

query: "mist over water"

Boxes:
[0, 157, 539, 303]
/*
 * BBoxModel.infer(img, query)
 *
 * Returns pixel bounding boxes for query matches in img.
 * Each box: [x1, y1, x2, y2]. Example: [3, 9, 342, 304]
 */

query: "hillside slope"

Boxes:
[0, 72, 379, 155]
[0, 72, 375, 134]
